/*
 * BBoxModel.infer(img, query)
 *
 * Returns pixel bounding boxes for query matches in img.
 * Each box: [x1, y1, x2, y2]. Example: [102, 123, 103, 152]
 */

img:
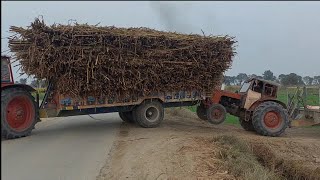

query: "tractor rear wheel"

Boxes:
[1, 88, 39, 139]
[239, 118, 255, 132]
[206, 104, 226, 125]
[119, 111, 134, 123]
[133, 100, 164, 128]
[196, 104, 207, 120]
[252, 101, 289, 137]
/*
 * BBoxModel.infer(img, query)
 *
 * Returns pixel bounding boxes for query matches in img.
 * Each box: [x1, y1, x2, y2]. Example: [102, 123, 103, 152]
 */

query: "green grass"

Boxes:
[225, 114, 239, 125]
[214, 135, 283, 180]
[277, 87, 319, 106]
[32, 92, 45, 101]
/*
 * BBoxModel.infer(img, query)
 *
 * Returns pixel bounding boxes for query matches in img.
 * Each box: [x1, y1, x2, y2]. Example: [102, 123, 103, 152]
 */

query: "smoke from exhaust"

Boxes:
[149, 2, 198, 34]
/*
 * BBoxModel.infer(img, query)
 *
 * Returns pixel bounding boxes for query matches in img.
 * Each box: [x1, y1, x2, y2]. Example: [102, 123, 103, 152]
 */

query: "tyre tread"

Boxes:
[252, 101, 288, 137]
[133, 100, 164, 128]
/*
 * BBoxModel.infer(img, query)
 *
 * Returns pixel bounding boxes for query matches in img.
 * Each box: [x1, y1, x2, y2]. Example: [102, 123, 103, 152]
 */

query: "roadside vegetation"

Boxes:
[214, 135, 320, 180]
[214, 135, 283, 180]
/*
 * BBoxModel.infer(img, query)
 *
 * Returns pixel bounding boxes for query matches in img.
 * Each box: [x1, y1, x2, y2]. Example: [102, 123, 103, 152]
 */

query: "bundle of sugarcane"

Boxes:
[8, 18, 236, 98]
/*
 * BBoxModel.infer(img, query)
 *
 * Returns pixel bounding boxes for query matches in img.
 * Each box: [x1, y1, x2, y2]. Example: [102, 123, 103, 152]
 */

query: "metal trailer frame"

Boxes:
[39, 82, 210, 118]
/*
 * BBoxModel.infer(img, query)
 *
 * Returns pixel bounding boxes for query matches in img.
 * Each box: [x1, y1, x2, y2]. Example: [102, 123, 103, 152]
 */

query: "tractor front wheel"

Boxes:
[206, 104, 226, 125]
[1, 88, 39, 139]
[252, 101, 289, 137]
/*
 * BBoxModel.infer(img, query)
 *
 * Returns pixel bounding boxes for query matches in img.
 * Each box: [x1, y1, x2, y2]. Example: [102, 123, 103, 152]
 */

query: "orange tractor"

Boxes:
[197, 78, 289, 137]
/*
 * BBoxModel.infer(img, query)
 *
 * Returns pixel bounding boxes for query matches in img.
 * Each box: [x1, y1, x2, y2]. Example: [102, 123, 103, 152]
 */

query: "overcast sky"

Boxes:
[2, 1, 320, 81]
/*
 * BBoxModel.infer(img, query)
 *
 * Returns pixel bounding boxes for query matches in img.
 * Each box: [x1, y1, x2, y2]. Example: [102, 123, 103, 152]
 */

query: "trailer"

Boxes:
[40, 81, 208, 124]
[1, 55, 212, 139]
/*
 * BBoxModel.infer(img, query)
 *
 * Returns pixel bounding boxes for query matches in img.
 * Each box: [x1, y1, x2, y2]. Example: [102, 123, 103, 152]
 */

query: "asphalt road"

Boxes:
[1, 113, 122, 180]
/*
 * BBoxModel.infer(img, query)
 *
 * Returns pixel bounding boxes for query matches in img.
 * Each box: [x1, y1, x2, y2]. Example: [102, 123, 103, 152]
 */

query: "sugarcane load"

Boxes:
[8, 18, 236, 98]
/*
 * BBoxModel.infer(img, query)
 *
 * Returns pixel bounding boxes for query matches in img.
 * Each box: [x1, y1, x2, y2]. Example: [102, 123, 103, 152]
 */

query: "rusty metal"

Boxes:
[264, 111, 282, 128]
[212, 108, 223, 119]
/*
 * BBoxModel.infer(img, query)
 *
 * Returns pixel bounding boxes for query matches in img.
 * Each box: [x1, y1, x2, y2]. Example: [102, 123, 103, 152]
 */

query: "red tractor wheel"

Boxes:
[1, 88, 39, 139]
[252, 101, 289, 137]
[206, 104, 227, 125]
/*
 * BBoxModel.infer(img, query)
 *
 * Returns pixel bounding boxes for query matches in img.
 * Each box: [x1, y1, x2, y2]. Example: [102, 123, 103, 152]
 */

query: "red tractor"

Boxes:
[197, 78, 289, 136]
[1, 56, 40, 139]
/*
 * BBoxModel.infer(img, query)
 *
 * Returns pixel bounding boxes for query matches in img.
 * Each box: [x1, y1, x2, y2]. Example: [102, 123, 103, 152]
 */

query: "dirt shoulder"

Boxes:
[97, 108, 320, 180]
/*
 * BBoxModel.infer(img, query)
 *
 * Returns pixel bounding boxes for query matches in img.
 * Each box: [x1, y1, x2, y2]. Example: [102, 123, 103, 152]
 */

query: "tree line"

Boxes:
[224, 70, 320, 86]
[16, 70, 320, 88]
[15, 79, 47, 88]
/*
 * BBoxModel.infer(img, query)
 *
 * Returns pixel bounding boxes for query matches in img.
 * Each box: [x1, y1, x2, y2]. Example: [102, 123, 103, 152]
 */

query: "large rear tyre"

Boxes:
[252, 101, 289, 137]
[119, 111, 134, 123]
[133, 100, 164, 128]
[1, 88, 39, 139]
[239, 118, 255, 132]
[196, 104, 208, 120]
[206, 104, 227, 125]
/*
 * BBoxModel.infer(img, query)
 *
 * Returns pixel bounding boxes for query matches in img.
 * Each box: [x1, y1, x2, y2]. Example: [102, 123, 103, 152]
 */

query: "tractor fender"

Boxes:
[1, 84, 36, 92]
[249, 99, 287, 111]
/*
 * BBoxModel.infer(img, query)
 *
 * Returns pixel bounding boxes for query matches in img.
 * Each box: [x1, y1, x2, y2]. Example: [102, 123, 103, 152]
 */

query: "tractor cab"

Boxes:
[1, 56, 14, 87]
[210, 78, 281, 112]
[239, 78, 279, 97]
[239, 78, 280, 109]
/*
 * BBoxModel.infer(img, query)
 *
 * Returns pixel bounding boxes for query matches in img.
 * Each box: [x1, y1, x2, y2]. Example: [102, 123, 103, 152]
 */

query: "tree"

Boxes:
[303, 76, 314, 86]
[19, 78, 27, 84]
[30, 79, 48, 88]
[223, 76, 231, 86]
[248, 74, 257, 78]
[263, 70, 276, 81]
[249, 74, 263, 79]
[280, 73, 304, 86]
[236, 73, 248, 85]
[224, 76, 236, 86]
[278, 74, 286, 81]
[31, 80, 38, 88]
[313, 76, 320, 85]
